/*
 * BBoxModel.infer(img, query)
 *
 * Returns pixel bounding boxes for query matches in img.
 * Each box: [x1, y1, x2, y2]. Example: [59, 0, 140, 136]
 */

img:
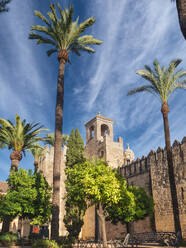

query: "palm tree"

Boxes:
[172, 0, 186, 39]
[43, 133, 69, 147]
[0, 0, 10, 13]
[29, 3, 102, 239]
[127, 59, 186, 238]
[29, 144, 46, 172]
[0, 114, 47, 171]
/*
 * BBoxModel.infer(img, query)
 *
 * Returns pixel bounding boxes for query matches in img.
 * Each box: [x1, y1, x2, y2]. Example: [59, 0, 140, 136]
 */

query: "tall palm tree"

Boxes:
[0, 114, 47, 171]
[43, 133, 69, 147]
[29, 3, 102, 239]
[29, 144, 46, 172]
[172, 0, 186, 39]
[127, 59, 186, 238]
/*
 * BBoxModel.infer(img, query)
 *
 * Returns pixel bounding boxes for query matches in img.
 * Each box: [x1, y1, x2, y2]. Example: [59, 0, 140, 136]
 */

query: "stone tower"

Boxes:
[82, 113, 135, 240]
[85, 112, 125, 168]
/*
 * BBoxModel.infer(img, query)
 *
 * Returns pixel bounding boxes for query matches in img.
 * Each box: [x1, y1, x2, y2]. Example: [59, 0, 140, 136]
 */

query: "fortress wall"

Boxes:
[149, 138, 186, 238]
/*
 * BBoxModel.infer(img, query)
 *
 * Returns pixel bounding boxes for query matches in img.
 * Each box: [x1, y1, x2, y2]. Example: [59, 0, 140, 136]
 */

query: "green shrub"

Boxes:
[33, 239, 60, 248]
[0, 232, 18, 246]
[57, 236, 74, 248]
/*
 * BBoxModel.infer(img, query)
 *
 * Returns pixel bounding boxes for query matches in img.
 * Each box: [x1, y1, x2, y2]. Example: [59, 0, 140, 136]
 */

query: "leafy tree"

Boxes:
[106, 179, 153, 234]
[29, 3, 102, 239]
[43, 133, 69, 147]
[0, 0, 10, 13]
[66, 128, 85, 167]
[172, 0, 186, 39]
[65, 160, 135, 246]
[0, 168, 52, 232]
[0, 114, 47, 171]
[127, 59, 186, 237]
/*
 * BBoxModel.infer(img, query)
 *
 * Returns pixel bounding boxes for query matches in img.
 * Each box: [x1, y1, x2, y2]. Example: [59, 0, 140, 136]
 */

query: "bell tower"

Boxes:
[85, 112, 124, 169]
[85, 112, 114, 143]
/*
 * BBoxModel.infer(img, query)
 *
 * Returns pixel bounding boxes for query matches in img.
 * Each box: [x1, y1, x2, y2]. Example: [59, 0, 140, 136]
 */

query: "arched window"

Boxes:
[101, 124, 110, 137]
[89, 126, 95, 139]
[100, 150, 104, 158]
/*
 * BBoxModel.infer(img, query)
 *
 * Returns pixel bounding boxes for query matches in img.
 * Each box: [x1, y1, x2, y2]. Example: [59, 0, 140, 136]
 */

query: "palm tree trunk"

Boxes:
[34, 161, 38, 173]
[51, 50, 67, 240]
[161, 102, 182, 239]
[10, 151, 22, 171]
[97, 203, 107, 247]
[176, 0, 186, 39]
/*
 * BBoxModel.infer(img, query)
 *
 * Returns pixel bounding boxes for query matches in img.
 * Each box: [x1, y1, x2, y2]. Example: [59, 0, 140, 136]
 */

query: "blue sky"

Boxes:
[0, 0, 186, 181]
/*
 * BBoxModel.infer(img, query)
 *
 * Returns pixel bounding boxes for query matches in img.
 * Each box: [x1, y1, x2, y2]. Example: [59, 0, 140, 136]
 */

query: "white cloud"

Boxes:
[74, 0, 186, 158]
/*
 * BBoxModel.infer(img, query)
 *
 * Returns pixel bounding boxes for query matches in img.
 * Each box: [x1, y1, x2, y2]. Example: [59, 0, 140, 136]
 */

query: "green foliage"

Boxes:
[29, 3, 102, 57]
[128, 186, 154, 220]
[127, 59, 186, 103]
[0, 114, 47, 153]
[33, 239, 60, 248]
[57, 236, 74, 248]
[66, 128, 85, 167]
[64, 128, 86, 242]
[106, 178, 154, 224]
[66, 160, 130, 206]
[0, 0, 10, 13]
[0, 232, 18, 246]
[43, 133, 69, 147]
[29, 144, 46, 162]
[0, 169, 52, 225]
[65, 160, 135, 241]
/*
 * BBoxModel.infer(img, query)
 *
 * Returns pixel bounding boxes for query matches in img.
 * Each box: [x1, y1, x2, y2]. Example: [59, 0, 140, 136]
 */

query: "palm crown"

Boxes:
[29, 3, 102, 58]
[0, 114, 47, 154]
[128, 59, 186, 103]
[43, 133, 69, 147]
[29, 144, 46, 162]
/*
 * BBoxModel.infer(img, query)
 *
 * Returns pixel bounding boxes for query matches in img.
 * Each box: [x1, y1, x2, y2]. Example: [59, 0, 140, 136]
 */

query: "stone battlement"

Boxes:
[119, 136, 186, 179]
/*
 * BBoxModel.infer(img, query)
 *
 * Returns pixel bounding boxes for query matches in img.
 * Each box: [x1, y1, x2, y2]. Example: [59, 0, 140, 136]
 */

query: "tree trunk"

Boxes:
[10, 151, 22, 171]
[51, 51, 67, 240]
[161, 102, 182, 239]
[97, 204, 107, 247]
[2, 216, 11, 233]
[34, 161, 38, 173]
[176, 0, 186, 39]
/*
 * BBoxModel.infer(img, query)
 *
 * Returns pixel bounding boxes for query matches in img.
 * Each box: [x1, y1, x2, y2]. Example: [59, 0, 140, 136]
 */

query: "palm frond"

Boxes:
[29, 32, 56, 46]
[127, 85, 158, 96]
[47, 48, 58, 57]
[77, 35, 102, 45]
[34, 10, 51, 27]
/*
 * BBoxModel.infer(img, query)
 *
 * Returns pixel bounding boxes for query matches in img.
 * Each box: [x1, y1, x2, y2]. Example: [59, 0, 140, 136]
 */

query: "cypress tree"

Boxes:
[64, 128, 86, 242]
[66, 128, 85, 167]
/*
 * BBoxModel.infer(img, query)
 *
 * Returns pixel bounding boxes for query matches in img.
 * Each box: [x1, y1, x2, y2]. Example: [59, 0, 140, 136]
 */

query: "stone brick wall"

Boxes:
[149, 138, 186, 239]
[118, 137, 186, 239]
[38, 145, 67, 237]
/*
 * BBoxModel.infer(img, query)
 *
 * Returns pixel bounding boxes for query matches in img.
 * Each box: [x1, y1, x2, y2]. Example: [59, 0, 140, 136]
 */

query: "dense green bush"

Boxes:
[0, 232, 18, 246]
[57, 236, 74, 248]
[33, 239, 60, 248]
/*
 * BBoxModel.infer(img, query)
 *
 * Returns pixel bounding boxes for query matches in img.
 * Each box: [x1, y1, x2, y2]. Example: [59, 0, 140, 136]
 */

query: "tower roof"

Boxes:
[85, 112, 114, 127]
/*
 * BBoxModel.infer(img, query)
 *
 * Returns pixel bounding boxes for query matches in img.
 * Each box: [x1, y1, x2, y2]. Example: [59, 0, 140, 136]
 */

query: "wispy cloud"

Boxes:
[72, 0, 186, 158]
